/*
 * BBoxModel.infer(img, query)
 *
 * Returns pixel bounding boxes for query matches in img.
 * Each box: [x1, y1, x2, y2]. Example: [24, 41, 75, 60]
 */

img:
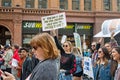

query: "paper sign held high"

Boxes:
[41, 12, 66, 31]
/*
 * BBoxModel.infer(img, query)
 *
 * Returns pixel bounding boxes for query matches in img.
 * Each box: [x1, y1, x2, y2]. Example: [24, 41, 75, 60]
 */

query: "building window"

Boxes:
[103, 0, 111, 11]
[72, 0, 80, 10]
[117, 0, 120, 11]
[84, 0, 92, 11]
[26, 0, 34, 8]
[59, 0, 68, 10]
[38, 0, 47, 9]
[2, 0, 11, 7]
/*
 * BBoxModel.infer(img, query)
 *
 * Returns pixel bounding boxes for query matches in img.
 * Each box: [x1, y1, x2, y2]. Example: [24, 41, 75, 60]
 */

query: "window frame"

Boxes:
[25, 0, 34, 8]
[117, 0, 120, 11]
[84, 0, 92, 11]
[103, 0, 112, 11]
[2, 0, 11, 7]
[59, 0, 68, 10]
[38, 0, 47, 9]
[72, 0, 80, 10]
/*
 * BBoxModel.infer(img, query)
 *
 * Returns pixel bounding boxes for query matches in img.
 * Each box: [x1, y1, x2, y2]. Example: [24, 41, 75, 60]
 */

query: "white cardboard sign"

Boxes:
[61, 35, 67, 44]
[41, 12, 66, 31]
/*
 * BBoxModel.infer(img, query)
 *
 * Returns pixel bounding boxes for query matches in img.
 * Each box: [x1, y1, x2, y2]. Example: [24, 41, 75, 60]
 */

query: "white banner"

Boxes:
[83, 57, 94, 79]
[94, 19, 120, 37]
[41, 12, 66, 31]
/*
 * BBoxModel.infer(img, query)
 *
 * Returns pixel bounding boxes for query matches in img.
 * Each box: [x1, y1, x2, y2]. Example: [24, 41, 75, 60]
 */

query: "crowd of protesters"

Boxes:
[0, 30, 120, 80]
[0, 44, 39, 80]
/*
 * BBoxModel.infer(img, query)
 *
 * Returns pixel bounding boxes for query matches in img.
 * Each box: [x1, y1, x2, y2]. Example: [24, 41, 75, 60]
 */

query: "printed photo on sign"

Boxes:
[94, 19, 120, 37]
[83, 57, 94, 79]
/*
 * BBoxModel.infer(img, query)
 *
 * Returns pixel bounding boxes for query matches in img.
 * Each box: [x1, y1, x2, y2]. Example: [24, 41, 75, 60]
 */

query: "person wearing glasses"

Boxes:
[51, 30, 76, 80]
[91, 38, 103, 66]
[1, 33, 60, 80]
[93, 47, 112, 80]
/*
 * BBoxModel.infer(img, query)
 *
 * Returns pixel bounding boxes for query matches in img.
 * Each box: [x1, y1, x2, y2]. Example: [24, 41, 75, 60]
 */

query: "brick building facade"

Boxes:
[0, 0, 120, 47]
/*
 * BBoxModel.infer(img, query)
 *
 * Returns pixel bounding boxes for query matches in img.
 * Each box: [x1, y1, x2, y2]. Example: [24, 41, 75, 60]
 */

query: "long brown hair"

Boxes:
[110, 46, 120, 77]
[30, 33, 60, 59]
[96, 47, 110, 66]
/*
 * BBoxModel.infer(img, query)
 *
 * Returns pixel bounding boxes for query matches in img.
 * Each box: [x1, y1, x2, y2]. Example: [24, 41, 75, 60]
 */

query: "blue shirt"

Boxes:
[74, 56, 82, 73]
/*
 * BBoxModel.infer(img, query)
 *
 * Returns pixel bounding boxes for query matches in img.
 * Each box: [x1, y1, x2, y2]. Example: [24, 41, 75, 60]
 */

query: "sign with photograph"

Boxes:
[83, 57, 94, 79]
[94, 19, 120, 37]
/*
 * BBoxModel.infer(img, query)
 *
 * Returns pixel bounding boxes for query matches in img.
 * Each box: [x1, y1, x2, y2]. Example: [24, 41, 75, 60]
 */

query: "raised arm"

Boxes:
[51, 30, 65, 54]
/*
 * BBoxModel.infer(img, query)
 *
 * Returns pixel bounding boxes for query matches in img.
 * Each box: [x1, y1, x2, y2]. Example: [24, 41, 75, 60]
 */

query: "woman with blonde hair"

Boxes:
[51, 30, 76, 80]
[72, 47, 83, 80]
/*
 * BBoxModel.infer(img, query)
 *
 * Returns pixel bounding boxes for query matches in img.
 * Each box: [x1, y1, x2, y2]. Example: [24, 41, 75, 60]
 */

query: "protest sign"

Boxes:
[61, 35, 67, 44]
[94, 19, 120, 37]
[83, 57, 94, 79]
[41, 12, 66, 31]
[12, 59, 18, 67]
[73, 33, 82, 56]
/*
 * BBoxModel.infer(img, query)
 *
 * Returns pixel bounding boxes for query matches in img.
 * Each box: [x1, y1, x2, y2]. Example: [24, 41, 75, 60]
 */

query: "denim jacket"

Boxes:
[74, 56, 82, 73]
[93, 61, 112, 80]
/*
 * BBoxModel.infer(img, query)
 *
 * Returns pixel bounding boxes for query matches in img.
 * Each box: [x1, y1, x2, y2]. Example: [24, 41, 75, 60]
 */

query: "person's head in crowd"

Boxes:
[72, 47, 81, 56]
[4, 44, 11, 50]
[0, 45, 4, 55]
[91, 42, 97, 51]
[28, 49, 34, 57]
[104, 42, 112, 53]
[12, 44, 19, 51]
[18, 47, 29, 59]
[97, 47, 110, 65]
[0, 44, 4, 50]
[62, 41, 73, 53]
[111, 46, 120, 63]
[110, 46, 120, 77]
[30, 33, 59, 61]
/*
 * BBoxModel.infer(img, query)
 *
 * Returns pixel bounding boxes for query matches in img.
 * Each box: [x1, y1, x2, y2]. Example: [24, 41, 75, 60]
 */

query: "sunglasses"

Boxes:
[63, 45, 68, 47]
[33, 46, 38, 50]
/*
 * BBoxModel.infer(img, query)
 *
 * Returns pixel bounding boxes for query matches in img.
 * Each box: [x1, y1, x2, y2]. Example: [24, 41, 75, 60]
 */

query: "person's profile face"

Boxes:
[91, 43, 96, 50]
[111, 48, 120, 61]
[104, 43, 111, 52]
[32, 46, 44, 61]
[19, 50, 27, 58]
[98, 48, 104, 59]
